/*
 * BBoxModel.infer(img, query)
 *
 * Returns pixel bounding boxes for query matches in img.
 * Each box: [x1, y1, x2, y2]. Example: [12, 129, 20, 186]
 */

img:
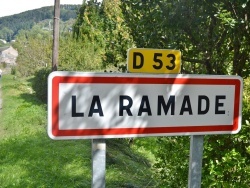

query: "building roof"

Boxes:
[0, 46, 10, 52]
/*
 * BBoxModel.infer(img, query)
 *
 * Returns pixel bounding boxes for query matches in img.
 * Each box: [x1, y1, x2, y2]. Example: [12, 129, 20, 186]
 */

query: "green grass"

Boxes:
[0, 74, 157, 188]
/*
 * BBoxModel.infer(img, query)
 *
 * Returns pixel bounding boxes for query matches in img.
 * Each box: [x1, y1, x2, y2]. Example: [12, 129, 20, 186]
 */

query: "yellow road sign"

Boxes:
[127, 48, 181, 73]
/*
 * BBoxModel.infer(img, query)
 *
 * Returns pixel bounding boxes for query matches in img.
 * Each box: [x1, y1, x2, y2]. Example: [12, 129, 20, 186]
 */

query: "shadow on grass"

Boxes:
[20, 92, 47, 114]
[18, 76, 46, 106]
[106, 139, 157, 188]
[0, 132, 157, 187]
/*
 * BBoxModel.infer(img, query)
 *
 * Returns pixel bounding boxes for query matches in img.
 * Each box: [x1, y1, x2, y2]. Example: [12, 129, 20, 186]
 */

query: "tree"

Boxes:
[101, 0, 134, 71]
[73, 0, 134, 71]
[121, 0, 250, 186]
[0, 27, 14, 42]
[14, 26, 52, 76]
[121, 0, 250, 76]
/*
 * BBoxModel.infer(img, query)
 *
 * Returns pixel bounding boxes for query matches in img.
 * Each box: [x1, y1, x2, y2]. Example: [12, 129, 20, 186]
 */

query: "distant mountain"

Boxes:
[0, 5, 81, 41]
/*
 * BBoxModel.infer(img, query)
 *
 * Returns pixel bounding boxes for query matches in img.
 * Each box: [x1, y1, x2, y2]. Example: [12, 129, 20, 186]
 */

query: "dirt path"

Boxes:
[0, 80, 2, 110]
[0, 79, 4, 137]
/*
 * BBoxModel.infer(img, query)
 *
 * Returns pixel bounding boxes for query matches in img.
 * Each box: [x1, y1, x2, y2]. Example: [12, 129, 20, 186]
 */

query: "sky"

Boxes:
[0, 0, 84, 18]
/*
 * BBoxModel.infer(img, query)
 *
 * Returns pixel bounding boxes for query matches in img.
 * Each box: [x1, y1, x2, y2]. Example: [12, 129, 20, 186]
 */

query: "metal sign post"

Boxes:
[92, 139, 106, 188]
[52, 0, 60, 71]
[188, 135, 204, 188]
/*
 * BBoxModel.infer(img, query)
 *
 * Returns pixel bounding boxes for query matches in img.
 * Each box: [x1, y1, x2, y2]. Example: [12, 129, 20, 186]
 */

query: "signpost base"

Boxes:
[92, 139, 106, 188]
[188, 135, 204, 188]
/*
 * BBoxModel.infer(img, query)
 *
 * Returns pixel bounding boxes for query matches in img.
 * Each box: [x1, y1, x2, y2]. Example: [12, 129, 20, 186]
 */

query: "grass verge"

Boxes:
[0, 74, 157, 187]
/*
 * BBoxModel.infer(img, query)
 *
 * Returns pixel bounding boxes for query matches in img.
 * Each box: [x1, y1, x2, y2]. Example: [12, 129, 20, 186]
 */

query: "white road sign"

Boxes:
[48, 72, 242, 139]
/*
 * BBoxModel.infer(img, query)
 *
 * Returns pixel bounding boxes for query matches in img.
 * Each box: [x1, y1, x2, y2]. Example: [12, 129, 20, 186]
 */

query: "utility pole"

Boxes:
[52, 0, 60, 71]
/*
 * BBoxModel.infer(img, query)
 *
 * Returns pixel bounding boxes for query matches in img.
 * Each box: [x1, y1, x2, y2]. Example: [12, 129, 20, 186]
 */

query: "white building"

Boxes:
[0, 46, 18, 66]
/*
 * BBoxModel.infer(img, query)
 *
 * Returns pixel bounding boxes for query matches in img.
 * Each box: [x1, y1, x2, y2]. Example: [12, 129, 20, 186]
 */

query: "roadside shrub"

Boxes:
[0, 62, 7, 69]
[11, 66, 16, 75]
[31, 68, 51, 103]
[151, 77, 250, 187]
[153, 136, 190, 187]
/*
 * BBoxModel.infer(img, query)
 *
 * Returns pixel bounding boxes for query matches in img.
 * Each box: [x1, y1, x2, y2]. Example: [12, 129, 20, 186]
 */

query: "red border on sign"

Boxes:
[50, 75, 241, 138]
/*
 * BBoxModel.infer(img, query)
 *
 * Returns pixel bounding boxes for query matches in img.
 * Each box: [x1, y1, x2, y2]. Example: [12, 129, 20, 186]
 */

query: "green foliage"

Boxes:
[59, 34, 103, 71]
[13, 1, 133, 76]
[203, 79, 250, 186]
[0, 27, 14, 42]
[101, 0, 134, 70]
[10, 66, 16, 75]
[31, 68, 51, 103]
[139, 77, 250, 187]
[14, 21, 104, 78]
[242, 77, 250, 124]
[0, 62, 7, 69]
[152, 137, 190, 187]
[14, 26, 52, 77]
[73, 0, 134, 71]
[121, 0, 250, 76]
[203, 135, 250, 187]
[73, 0, 105, 45]
[120, 2, 250, 184]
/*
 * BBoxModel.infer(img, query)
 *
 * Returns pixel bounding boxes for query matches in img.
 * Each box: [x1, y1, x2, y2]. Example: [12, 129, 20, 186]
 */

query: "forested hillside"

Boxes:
[3, 0, 250, 187]
[0, 5, 80, 41]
